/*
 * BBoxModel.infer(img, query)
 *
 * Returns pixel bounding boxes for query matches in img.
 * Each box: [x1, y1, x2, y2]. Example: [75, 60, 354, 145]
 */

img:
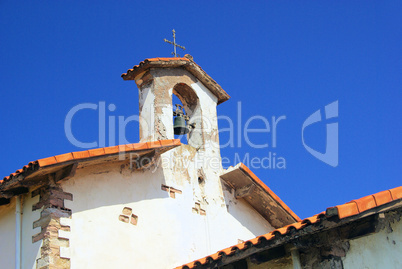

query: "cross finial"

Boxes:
[164, 29, 186, 57]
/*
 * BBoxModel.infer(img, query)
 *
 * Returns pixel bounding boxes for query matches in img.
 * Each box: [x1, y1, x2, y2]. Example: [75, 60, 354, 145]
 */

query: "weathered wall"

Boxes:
[127, 66, 275, 268]
[138, 68, 220, 151]
[342, 213, 402, 268]
[61, 159, 273, 269]
[224, 211, 402, 269]
[247, 256, 293, 269]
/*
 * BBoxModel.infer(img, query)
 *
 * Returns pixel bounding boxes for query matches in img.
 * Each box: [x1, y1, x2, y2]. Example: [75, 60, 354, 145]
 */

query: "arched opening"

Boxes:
[172, 94, 188, 144]
[172, 83, 203, 147]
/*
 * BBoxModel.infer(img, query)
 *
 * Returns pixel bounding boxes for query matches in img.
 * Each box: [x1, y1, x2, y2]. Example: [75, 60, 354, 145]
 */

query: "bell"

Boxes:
[174, 114, 189, 135]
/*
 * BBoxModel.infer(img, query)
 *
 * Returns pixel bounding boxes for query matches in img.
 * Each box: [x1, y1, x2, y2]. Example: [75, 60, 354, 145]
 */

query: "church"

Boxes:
[0, 56, 401, 269]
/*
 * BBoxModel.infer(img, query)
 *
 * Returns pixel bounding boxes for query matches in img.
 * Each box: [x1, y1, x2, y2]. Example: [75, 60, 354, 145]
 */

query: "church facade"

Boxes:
[0, 56, 300, 268]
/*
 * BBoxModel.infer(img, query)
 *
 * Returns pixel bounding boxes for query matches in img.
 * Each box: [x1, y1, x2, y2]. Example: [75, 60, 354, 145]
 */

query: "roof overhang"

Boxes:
[121, 57, 230, 105]
[0, 140, 180, 202]
[177, 186, 402, 269]
[220, 163, 300, 228]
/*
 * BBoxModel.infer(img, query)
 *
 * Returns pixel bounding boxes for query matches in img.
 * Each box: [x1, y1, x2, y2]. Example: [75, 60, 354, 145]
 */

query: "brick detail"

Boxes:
[130, 214, 138, 225]
[119, 207, 138, 225]
[122, 207, 132, 215]
[192, 202, 206, 216]
[119, 215, 129, 223]
[32, 185, 73, 269]
[161, 184, 182, 199]
[32, 186, 73, 211]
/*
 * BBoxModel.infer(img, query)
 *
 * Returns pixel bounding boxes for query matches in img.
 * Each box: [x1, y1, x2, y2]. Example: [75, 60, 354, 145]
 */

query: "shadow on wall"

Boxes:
[61, 161, 171, 214]
[221, 180, 274, 237]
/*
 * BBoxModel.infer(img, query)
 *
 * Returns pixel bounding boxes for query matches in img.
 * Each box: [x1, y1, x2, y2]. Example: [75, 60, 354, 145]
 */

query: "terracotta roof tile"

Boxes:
[390, 186, 402, 200]
[275, 226, 288, 235]
[1, 139, 181, 186]
[248, 237, 260, 245]
[352, 195, 377, 212]
[161, 139, 176, 146]
[37, 157, 57, 167]
[54, 153, 74, 163]
[175, 186, 402, 269]
[104, 146, 119, 154]
[220, 246, 234, 256]
[123, 57, 189, 75]
[235, 243, 247, 251]
[148, 141, 162, 148]
[88, 148, 106, 157]
[118, 144, 132, 152]
[71, 151, 91, 159]
[335, 202, 360, 219]
[122, 57, 230, 105]
[301, 214, 320, 224]
[132, 142, 149, 150]
[373, 190, 393, 206]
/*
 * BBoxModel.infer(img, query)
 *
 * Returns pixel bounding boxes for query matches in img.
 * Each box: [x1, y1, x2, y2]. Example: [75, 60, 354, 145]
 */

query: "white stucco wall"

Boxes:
[0, 193, 41, 269]
[342, 216, 402, 268]
[57, 66, 276, 268]
[0, 199, 16, 269]
[138, 85, 156, 142]
[21, 193, 42, 269]
[62, 159, 273, 269]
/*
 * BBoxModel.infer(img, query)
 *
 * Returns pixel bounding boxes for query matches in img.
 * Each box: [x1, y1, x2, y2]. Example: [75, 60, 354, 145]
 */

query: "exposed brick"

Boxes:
[130, 214, 138, 225]
[33, 197, 64, 211]
[161, 184, 182, 199]
[122, 207, 132, 215]
[32, 231, 46, 243]
[192, 202, 206, 216]
[60, 226, 71, 232]
[32, 184, 73, 268]
[119, 215, 129, 223]
[49, 198, 65, 208]
[49, 189, 73, 201]
[33, 215, 51, 229]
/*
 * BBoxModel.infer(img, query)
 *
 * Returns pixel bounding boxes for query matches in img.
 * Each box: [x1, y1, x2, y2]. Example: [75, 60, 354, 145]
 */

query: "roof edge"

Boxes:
[121, 57, 230, 105]
[0, 139, 181, 195]
[176, 185, 402, 269]
[238, 163, 301, 222]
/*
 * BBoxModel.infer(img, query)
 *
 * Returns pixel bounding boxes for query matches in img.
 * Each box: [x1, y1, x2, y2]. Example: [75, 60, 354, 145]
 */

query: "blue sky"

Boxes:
[1, 1, 401, 219]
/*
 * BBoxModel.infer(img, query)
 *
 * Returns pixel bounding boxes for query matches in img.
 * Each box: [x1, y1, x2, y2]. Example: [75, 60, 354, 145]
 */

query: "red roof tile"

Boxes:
[121, 56, 230, 105]
[373, 190, 393, 206]
[335, 202, 360, 219]
[37, 157, 57, 167]
[352, 195, 377, 212]
[55, 153, 74, 163]
[390, 186, 402, 200]
[175, 186, 402, 269]
[1, 139, 181, 186]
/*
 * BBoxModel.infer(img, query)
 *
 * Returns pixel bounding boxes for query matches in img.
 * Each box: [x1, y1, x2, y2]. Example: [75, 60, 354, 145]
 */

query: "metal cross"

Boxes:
[164, 29, 186, 57]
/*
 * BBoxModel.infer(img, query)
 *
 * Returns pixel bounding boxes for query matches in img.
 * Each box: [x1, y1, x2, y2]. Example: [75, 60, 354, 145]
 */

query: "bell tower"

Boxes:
[121, 55, 230, 150]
